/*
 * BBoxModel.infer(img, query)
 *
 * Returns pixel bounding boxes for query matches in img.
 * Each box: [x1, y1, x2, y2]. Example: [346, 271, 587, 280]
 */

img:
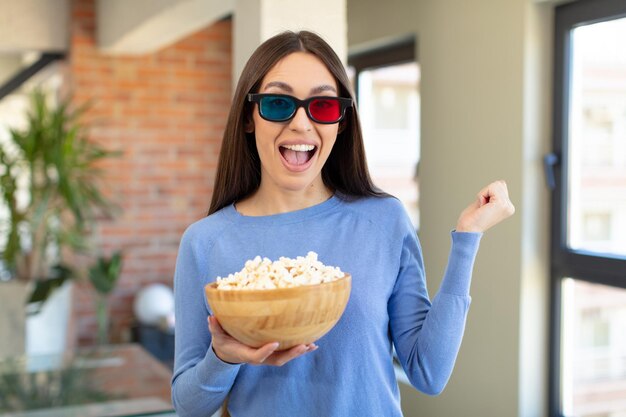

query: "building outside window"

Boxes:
[349, 38, 420, 230]
[551, 1, 626, 416]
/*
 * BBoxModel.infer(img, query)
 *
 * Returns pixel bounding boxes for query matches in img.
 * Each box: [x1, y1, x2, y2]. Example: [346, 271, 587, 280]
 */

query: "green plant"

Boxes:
[0, 89, 120, 309]
[88, 251, 123, 344]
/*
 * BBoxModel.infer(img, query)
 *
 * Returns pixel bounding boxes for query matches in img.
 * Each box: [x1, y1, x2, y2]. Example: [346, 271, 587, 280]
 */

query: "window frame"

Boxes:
[549, 0, 626, 415]
[0, 53, 64, 100]
[348, 35, 416, 101]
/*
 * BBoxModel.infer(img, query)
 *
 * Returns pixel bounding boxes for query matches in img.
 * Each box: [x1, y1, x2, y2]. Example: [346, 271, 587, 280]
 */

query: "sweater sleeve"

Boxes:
[171, 226, 241, 416]
[388, 227, 481, 395]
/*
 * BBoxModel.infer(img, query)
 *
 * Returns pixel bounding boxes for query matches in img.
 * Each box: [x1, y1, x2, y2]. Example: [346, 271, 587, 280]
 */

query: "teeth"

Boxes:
[282, 144, 315, 152]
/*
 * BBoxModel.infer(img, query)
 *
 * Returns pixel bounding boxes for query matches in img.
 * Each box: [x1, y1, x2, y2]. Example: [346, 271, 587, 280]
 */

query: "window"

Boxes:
[581, 211, 611, 242]
[550, 1, 626, 416]
[348, 37, 420, 229]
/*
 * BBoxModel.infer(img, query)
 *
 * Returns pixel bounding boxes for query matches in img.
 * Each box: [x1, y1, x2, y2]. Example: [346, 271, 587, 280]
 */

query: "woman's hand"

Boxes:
[456, 180, 515, 233]
[208, 316, 317, 366]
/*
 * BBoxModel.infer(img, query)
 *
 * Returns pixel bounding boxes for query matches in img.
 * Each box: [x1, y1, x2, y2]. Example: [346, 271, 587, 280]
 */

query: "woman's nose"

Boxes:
[288, 106, 312, 131]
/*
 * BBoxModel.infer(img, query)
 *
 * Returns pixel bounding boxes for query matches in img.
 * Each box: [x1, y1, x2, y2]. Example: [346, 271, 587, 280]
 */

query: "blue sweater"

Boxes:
[171, 194, 482, 417]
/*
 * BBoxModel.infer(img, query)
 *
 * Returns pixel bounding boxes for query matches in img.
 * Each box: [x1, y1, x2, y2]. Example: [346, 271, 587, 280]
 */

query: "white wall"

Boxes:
[348, 0, 552, 416]
[0, 55, 22, 85]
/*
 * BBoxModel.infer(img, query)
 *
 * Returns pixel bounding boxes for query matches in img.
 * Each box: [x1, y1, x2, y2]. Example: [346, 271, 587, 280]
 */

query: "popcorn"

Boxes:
[215, 252, 345, 290]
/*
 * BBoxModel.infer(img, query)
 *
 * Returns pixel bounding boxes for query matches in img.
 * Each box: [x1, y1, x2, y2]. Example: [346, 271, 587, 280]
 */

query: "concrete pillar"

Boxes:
[233, 0, 347, 85]
[0, 0, 69, 53]
[97, 0, 233, 55]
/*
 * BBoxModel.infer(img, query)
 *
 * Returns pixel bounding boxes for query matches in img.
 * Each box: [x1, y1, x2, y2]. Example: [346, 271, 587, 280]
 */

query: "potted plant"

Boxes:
[0, 89, 120, 354]
[88, 251, 123, 345]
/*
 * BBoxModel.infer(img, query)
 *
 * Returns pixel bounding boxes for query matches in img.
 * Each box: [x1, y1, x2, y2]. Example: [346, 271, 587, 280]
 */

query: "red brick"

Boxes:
[68, 0, 230, 347]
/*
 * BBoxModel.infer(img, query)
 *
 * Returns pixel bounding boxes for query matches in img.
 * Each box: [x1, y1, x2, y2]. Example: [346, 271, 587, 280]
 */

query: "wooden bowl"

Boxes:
[205, 274, 351, 351]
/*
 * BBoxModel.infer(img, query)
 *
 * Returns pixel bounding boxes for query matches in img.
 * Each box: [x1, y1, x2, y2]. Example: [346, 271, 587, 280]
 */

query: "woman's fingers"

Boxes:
[208, 315, 317, 366]
[208, 315, 225, 335]
[263, 343, 318, 366]
[246, 342, 281, 364]
[486, 180, 515, 216]
[476, 180, 509, 205]
[456, 180, 515, 232]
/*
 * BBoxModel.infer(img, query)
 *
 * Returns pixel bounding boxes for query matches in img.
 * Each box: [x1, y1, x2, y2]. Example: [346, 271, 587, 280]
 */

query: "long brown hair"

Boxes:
[208, 30, 383, 215]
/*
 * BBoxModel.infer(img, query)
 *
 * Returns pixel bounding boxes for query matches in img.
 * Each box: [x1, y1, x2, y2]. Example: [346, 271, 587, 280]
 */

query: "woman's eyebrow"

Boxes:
[263, 81, 292, 92]
[310, 85, 337, 95]
[262, 82, 337, 95]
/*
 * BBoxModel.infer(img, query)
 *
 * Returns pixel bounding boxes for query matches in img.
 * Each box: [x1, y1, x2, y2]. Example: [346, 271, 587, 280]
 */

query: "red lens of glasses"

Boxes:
[309, 98, 341, 122]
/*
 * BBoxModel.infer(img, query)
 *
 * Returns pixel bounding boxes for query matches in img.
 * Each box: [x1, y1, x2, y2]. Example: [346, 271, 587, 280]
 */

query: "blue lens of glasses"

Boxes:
[260, 96, 296, 121]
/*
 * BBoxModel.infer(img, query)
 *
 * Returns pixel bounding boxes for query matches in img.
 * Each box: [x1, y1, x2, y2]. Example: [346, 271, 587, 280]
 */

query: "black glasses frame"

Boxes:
[247, 93, 353, 124]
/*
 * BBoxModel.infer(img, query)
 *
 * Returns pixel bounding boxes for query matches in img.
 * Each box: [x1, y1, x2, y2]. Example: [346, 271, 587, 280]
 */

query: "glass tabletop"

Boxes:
[0, 343, 175, 417]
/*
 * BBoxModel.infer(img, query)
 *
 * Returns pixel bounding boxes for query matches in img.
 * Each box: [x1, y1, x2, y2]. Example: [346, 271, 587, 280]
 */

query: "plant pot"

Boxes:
[0, 281, 28, 359]
[26, 280, 73, 357]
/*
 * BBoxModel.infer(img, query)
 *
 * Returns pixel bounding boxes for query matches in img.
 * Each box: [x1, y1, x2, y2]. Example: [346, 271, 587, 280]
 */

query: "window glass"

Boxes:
[357, 63, 420, 228]
[567, 17, 626, 257]
[561, 278, 626, 417]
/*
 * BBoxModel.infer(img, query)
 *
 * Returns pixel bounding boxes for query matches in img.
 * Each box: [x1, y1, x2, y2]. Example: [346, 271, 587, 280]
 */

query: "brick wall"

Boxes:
[68, 0, 231, 345]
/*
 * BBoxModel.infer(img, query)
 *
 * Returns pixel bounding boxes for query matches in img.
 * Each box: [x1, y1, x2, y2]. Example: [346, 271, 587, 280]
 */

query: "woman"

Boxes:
[171, 30, 514, 417]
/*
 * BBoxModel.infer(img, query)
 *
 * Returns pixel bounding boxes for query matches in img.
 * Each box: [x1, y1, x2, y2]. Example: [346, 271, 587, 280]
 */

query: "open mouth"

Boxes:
[279, 144, 317, 167]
